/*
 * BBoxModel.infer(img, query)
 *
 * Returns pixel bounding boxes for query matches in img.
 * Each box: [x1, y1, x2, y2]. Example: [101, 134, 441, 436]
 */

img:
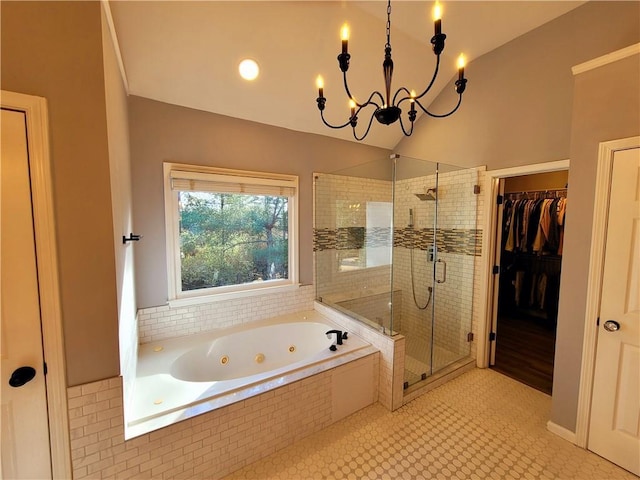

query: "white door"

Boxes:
[588, 147, 640, 476]
[0, 108, 53, 478]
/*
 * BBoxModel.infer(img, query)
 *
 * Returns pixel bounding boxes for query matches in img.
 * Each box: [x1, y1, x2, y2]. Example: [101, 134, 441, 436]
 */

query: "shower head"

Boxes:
[414, 188, 437, 201]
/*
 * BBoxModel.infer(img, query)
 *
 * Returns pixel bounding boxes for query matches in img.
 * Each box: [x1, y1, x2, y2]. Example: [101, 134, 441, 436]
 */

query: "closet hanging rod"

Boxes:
[506, 187, 567, 194]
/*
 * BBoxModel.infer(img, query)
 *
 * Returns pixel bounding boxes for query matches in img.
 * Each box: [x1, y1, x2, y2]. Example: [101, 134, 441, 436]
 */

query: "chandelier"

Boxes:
[315, 0, 468, 141]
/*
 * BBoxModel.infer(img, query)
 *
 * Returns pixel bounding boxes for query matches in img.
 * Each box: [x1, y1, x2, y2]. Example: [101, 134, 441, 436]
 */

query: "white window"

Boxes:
[164, 163, 299, 304]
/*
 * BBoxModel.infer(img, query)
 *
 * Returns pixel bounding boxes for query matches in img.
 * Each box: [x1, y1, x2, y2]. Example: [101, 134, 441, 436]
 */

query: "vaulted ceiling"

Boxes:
[108, 1, 586, 149]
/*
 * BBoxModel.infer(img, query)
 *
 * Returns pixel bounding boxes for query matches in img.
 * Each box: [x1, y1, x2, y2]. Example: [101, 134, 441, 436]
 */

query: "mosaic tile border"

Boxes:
[314, 228, 482, 256]
[314, 227, 391, 251]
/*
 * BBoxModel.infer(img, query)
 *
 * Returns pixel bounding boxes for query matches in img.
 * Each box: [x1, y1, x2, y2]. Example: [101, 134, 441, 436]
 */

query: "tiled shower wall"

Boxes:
[313, 167, 485, 364]
[314, 173, 393, 301]
[393, 168, 483, 362]
[137, 285, 315, 344]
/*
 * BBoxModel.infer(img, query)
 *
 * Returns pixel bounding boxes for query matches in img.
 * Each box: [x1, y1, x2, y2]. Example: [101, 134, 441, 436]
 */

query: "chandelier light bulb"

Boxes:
[457, 54, 466, 82]
[316, 75, 324, 98]
[433, 1, 442, 21]
[341, 23, 350, 55]
[341, 23, 350, 41]
[433, 1, 443, 36]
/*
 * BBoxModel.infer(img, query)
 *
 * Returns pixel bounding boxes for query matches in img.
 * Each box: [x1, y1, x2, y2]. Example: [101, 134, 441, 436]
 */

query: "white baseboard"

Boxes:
[547, 420, 577, 444]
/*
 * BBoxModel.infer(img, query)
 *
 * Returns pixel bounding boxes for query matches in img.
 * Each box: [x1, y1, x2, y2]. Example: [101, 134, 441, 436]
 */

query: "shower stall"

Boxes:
[314, 154, 481, 390]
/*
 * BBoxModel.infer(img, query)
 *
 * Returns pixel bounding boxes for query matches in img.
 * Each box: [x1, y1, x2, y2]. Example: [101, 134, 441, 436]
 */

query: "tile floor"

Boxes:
[404, 340, 462, 386]
[225, 368, 636, 480]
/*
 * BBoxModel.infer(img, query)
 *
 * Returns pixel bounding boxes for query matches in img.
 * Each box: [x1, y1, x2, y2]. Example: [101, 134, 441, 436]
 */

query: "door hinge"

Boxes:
[467, 332, 474, 342]
[596, 317, 600, 326]
[492, 265, 500, 275]
[497, 194, 504, 205]
[44, 362, 48, 375]
[489, 332, 496, 341]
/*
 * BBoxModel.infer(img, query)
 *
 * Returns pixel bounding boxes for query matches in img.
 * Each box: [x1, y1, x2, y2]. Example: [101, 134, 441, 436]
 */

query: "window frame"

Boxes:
[163, 162, 299, 306]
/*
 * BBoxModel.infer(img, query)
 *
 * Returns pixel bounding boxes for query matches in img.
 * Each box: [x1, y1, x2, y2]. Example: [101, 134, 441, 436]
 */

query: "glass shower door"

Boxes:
[392, 156, 439, 387]
[430, 162, 478, 373]
[393, 157, 478, 389]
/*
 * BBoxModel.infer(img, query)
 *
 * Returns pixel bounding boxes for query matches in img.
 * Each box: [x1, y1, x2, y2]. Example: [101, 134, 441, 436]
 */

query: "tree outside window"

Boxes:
[164, 164, 298, 302]
[179, 191, 288, 291]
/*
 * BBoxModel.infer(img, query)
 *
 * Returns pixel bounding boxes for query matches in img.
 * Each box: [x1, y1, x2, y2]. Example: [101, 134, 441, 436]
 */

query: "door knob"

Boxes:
[603, 320, 620, 332]
[8, 366, 36, 387]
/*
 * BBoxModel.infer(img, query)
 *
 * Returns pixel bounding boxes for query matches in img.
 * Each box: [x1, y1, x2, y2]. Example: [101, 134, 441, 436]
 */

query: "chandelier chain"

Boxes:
[385, 0, 391, 49]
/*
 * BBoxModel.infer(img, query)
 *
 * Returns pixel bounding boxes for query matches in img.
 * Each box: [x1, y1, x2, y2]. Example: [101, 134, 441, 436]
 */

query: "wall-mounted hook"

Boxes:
[123, 233, 142, 244]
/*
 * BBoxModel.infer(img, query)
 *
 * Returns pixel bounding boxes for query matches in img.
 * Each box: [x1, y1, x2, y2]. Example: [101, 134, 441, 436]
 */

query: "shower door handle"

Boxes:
[436, 259, 447, 284]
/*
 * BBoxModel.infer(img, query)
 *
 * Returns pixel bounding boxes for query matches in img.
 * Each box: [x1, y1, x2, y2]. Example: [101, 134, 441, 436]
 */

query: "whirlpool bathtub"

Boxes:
[126, 310, 375, 438]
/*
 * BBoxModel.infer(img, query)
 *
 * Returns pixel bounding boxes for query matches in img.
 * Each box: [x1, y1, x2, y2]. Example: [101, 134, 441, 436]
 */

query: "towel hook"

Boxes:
[123, 233, 142, 244]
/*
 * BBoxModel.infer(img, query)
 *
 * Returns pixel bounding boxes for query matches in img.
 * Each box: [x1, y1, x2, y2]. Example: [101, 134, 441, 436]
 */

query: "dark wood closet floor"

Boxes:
[491, 313, 556, 395]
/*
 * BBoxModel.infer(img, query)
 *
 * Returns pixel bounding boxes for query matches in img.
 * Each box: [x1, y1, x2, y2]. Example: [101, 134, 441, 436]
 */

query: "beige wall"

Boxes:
[1, 1, 120, 386]
[128, 96, 390, 308]
[504, 171, 569, 193]
[396, 2, 640, 169]
[101, 4, 138, 412]
[552, 53, 640, 431]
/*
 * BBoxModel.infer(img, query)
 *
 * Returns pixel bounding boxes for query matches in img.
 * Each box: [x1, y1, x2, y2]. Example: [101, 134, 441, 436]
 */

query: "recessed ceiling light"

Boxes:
[239, 59, 259, 81]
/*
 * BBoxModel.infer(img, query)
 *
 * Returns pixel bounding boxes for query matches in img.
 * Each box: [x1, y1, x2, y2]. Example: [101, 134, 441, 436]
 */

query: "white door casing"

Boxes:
[587, 147, 640, 476]
[575, 137, 640, 454]
[478, 159, 570, 369]
[0, 91, 70, 478]
[488, 179, 506, 366]
[1, 108, 52, 478]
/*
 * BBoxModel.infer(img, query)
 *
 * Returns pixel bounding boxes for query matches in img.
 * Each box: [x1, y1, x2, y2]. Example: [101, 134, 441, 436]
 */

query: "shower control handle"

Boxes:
[436, 259, 447, 284]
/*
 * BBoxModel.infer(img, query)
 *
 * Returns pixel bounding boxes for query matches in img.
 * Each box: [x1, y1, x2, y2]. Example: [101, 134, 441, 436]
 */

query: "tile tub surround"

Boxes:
[127, 310, 376, 438]
[315, 300, 406, 411]
[68, 353, 379, 479]
[137, 284, 315, 344]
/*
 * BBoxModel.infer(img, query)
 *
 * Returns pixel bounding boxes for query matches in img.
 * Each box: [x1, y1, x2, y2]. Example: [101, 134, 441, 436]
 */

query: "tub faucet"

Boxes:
[326, 329, 343, 346]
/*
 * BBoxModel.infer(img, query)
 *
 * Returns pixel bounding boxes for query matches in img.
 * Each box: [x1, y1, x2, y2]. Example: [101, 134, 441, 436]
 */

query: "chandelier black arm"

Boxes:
[413, 55, 442, 101]
[344, 72, 385, 108]
[320, 110, 353, 129]
[390, 55, 441, 107]
[392, 87, 412, 107]
[395, 94, 413, 110]
[319, 89, 387, 131]
[352, 110, 378, 141]
[398, 114, 414, 137]
[358, 91, 385, 112]
[414, 94, 463, 118]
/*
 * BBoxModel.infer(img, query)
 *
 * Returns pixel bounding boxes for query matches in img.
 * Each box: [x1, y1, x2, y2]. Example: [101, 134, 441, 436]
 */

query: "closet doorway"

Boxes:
[489, 170, 568, 395]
